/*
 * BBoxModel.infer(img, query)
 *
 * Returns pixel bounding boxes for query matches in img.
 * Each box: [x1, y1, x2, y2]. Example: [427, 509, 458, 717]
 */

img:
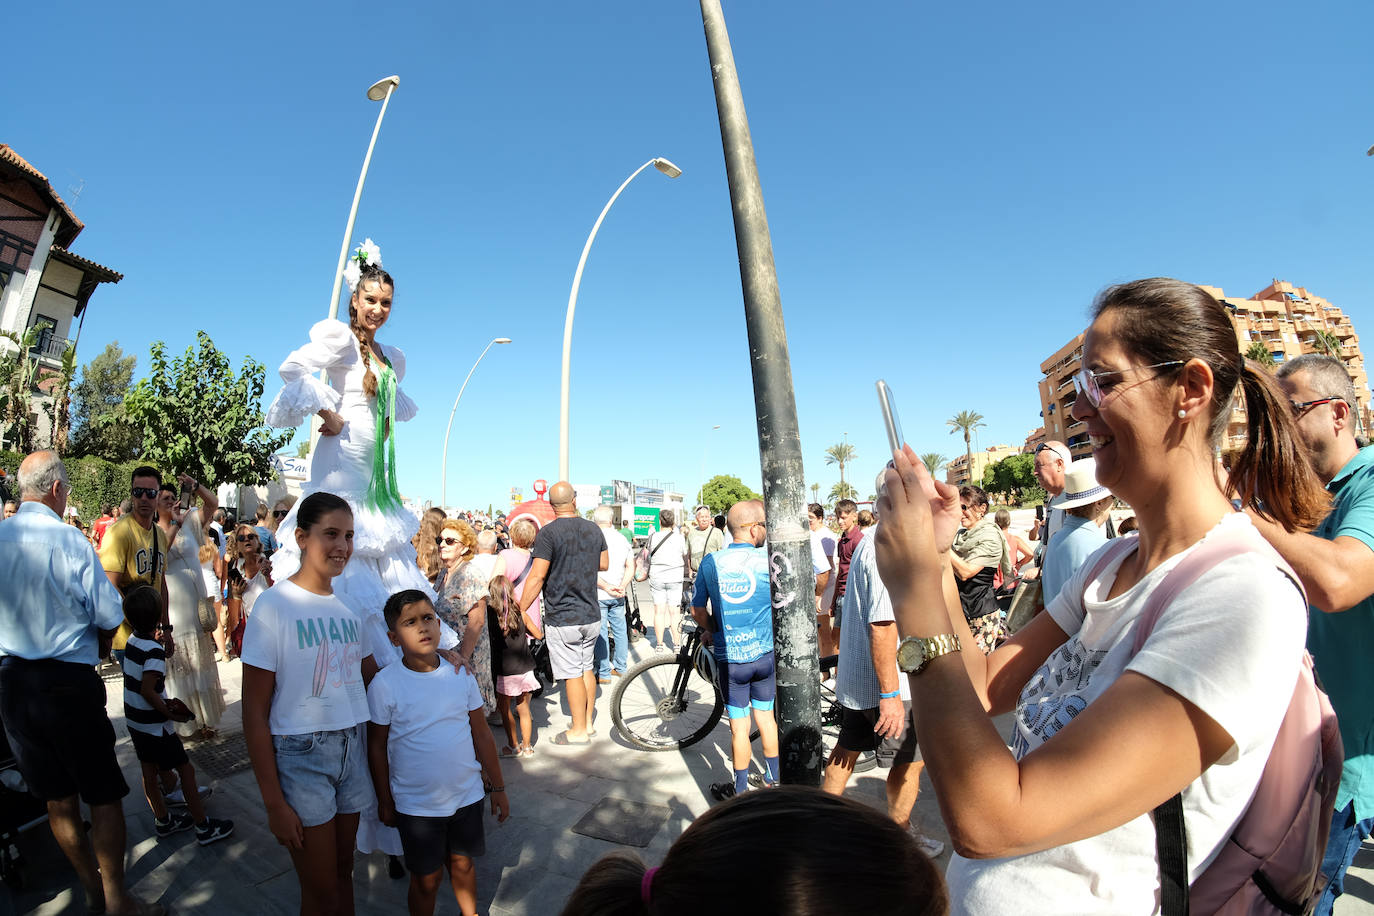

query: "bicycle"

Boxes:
[610, 620, 874, 772]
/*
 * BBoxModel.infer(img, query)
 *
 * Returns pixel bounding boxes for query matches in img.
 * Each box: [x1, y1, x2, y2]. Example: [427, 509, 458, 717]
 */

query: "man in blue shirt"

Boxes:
[1253, 355, 1374, 915]
[1042, 458, 1116, 605]
[0, 451, 162, 916]
[692, 499, 777, 799]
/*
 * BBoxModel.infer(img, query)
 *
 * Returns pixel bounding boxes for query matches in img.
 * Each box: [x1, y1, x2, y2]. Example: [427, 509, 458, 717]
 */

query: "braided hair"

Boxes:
[347, 263, 395, 398]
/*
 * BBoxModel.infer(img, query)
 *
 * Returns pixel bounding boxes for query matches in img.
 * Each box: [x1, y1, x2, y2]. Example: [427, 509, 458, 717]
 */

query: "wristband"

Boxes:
[490, 786, 505, 793]
[878, 690, 900, 699]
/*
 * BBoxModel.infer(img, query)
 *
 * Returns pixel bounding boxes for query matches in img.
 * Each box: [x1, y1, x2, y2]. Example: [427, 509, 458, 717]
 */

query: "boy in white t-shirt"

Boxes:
[367, 589, 509, 916]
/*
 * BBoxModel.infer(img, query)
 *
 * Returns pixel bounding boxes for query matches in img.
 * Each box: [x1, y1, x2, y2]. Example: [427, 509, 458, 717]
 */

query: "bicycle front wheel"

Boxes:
[611, 654, 724, 751]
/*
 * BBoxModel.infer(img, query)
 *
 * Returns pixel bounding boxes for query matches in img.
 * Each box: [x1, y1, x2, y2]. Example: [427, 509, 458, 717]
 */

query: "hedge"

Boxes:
[0, 449, 159, 521]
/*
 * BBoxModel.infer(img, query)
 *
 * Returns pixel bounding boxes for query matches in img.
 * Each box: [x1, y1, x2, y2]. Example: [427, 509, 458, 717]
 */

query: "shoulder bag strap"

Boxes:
[511, 553, 533, 588]
[649, 531, 670, 558]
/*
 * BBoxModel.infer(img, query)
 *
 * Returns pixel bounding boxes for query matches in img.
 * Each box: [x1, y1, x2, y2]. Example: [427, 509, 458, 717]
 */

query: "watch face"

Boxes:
[897, 639, 925, 671]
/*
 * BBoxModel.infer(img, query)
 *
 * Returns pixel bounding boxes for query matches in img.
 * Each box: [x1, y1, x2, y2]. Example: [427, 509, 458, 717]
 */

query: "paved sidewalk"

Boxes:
[8, 631, 1374, 915]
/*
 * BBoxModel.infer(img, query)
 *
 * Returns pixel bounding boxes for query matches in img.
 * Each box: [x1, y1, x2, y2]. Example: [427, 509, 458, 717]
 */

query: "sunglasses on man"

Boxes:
[131, 486, 159, 499]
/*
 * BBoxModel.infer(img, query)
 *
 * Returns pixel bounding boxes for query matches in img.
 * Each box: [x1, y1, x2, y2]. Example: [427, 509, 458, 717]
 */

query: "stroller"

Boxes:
[0, 714, 49, 889]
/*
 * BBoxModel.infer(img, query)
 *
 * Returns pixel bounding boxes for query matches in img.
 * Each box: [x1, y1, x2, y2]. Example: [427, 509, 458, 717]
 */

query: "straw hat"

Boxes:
[1050, 457, 1113, 511]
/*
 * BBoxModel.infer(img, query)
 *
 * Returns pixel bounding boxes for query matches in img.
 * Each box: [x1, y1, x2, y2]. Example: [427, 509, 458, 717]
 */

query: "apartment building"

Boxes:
[946, 444, 1022, 487]
[1037, 280, 1370, 461]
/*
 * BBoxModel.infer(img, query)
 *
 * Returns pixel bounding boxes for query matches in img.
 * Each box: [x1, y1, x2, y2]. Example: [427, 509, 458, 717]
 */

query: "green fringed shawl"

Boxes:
[365, 356, 404, 513]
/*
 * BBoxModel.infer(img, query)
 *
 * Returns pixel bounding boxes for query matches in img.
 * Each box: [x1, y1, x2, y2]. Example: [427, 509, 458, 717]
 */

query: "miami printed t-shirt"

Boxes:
[692, 543, 773, 664]
[240, 580, 372, 735]
[367, 662, 486, 817]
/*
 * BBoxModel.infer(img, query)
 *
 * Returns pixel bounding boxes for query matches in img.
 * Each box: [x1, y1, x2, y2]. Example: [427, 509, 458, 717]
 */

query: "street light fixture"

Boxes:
[326, 75, 400, 320]
[441, 337, 512, 507]
[558, 157, 683, 480]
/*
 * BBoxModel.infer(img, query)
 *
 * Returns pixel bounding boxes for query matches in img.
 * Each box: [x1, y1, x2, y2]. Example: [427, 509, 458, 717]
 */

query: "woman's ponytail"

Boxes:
[1229, 360, 1329, 532]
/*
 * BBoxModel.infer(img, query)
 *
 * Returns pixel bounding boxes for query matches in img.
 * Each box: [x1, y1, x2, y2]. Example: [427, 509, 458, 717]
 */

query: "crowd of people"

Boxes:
[5, 270, 1374, 916]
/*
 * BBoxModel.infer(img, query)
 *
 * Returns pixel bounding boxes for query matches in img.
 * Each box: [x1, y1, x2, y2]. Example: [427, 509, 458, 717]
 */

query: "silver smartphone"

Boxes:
[876, 380, 904, 453]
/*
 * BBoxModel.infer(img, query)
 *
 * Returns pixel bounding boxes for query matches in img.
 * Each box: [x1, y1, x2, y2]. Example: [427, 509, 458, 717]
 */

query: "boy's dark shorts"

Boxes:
[0, 658, 129, 805]
[395, 798, 486, 874]
[836, 704, 920, 765]
[129, 728, 189, 772]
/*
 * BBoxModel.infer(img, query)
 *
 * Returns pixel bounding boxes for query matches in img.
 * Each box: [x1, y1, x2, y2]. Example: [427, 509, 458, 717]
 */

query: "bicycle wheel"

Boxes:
[611, 653, 724, 751]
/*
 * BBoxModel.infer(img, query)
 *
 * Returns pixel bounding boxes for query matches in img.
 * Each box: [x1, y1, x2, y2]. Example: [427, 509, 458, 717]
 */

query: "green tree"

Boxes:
[296, 436, 311, 459]
[0, 328, 42, 452]
[1244, 341, 1276, 370]
[70, 342, 143, 461]
[825, 441, 856, 486]
[829, 480, 858, 502]
[699, 474, 762, 516]
[947, 410, 985, 481]
[124, 332, 292, 486]
[981, 453, 1042, 504]
[810, 482, 820, 504]
[1313, 330, 1342, 358]
[919, 452, 948, 475]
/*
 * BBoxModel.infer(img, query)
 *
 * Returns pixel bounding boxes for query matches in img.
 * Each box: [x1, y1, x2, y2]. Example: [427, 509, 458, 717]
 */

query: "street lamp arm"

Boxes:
[559, 159, 671, 481]
[441, 337, 511, 506]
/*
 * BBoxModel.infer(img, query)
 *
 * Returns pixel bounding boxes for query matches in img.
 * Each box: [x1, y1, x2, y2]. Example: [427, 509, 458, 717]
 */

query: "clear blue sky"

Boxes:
[12, 1, 1374, 510]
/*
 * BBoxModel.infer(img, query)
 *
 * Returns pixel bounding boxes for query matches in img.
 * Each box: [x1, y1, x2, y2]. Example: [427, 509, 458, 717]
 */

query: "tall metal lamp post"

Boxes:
[558, 157, 682, 481]
[699, 0, 821, 784]
[441, 337, 512, 507]
[326, 75, 400, 320]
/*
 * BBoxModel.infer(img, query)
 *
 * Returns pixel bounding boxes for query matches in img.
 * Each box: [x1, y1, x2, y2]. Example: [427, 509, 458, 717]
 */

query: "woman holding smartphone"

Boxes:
[874, 279, 1327, 913]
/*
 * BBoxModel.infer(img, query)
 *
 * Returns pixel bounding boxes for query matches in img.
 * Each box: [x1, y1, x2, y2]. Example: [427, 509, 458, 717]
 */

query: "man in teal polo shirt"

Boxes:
[1252, 354, 1374, 915]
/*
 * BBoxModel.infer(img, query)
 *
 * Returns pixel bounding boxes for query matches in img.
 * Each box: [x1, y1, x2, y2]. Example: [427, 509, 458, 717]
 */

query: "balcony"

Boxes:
[28, 332, 71, 363]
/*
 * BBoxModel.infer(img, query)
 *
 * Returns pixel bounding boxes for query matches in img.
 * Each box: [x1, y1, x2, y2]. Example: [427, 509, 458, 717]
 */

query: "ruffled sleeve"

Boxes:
[382, 344, 419, 423]
[264, 319, 357, 428]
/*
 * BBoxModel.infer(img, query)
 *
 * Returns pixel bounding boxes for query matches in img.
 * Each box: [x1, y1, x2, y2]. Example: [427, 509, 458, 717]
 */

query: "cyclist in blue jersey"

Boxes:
[691, 499, 779, 799]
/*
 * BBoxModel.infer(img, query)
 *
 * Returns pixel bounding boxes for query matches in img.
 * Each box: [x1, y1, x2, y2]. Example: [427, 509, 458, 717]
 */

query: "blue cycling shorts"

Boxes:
[719, 651, 776, 719]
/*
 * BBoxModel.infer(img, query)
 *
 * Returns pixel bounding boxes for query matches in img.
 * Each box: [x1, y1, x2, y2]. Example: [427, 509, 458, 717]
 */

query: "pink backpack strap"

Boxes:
[1076, 534, 1142, 617]
[1131, 524, 1306, 654]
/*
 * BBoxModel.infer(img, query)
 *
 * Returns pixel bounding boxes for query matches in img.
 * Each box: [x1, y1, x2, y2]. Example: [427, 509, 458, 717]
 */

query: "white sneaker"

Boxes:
[910, 830, 945, 859]
[164, 785, 213, 808]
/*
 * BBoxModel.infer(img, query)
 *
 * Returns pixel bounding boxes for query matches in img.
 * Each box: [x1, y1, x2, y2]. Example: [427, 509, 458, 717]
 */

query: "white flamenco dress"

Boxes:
[265, 317, 458, 858]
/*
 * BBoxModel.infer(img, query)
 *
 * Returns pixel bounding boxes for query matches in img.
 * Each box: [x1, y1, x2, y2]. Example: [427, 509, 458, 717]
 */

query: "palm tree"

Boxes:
[810, 482, 820, 503]
[947, 410, 985, 484]
[1313, 330, 1342, 358]
[1244, 341, 1276, 370]
[825, 441, 856, 486]
[829, 481, 857, 502]
[919, 452, 948, 475]
[48, 343, 78, 454]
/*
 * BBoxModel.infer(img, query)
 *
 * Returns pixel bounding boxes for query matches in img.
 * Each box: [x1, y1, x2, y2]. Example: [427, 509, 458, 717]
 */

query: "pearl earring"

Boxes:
[1177, 410, 1186, 419]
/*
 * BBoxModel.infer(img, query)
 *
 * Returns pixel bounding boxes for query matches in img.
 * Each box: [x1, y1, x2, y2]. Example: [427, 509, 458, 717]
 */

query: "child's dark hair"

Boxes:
[383, 589, 432, 632]
[489, 575, 522, 637]
[559, 786, 948, 916]
[123, 585, 163, 635]
[295, 491, 352, 533]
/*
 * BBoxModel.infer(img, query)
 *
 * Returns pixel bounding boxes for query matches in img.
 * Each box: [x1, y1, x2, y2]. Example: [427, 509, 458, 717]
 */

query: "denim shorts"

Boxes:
[272, 723, 374, 828]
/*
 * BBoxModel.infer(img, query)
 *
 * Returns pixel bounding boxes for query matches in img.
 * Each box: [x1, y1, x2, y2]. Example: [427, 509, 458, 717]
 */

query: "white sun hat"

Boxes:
[1050, 457, 1114, 511]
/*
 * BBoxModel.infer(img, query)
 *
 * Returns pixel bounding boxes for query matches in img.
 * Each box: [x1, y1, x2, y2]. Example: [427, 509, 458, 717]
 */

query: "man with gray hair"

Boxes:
[471, 527, 501, 584]
[1251, 353, 1374, 914]
[0, 452, 162, 915]
[593, 504, 635, 684]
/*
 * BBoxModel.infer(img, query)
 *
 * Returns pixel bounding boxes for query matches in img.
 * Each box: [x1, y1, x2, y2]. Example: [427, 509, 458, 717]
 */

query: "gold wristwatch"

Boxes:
[896, 634, 962, 675]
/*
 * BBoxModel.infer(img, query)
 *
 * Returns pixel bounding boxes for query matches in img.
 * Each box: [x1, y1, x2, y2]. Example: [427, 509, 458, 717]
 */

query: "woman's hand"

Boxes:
[875, 445, 960, 605]
[318, 409, 345, 437]
[438, 647, 471, 673]
[267, 799, 305, 849]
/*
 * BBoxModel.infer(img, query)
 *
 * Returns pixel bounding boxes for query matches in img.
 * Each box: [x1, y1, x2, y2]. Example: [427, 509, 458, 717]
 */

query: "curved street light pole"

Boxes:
[327, 75, 400, 321]
[559, 157, 682, 480]
[441, 337, 512, 507]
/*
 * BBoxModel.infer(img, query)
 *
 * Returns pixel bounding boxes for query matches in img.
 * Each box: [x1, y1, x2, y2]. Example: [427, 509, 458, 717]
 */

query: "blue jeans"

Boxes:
[595, 598, 628, 678]
[1315, 800, 1374, 915]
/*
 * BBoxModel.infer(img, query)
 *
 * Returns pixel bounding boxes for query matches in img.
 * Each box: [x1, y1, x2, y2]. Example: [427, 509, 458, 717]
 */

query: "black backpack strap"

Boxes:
[1153, 793, 1190, 916]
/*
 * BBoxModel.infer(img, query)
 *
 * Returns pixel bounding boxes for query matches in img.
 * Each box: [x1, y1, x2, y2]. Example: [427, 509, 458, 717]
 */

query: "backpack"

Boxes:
[1080, 528, 1343, 915]
[634, 530, 671, 583]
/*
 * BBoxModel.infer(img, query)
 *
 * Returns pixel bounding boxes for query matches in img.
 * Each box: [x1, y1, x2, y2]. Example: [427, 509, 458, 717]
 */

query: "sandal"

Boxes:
[519, 745, 534, 758]
[499, 745, 521, 758]
[551, 731, 590, 746]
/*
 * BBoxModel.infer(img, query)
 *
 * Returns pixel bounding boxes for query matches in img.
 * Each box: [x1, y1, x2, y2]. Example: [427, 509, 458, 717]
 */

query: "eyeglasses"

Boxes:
[1072, 360, 1184, 408]
[131, 487, 159, 499]
[237, 533, 258, 541]
[273, 509, 288, 518]
[1290, 396, 1343, 419]
[438, 536, 462, 547]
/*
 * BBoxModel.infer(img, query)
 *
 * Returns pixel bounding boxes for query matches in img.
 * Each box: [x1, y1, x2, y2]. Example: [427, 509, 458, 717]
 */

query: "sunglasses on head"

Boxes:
[131, 487, 159, 499]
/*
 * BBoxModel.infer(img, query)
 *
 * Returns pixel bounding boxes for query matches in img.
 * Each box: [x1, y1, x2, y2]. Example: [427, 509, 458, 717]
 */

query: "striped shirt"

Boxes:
[122, 635, 173, 736]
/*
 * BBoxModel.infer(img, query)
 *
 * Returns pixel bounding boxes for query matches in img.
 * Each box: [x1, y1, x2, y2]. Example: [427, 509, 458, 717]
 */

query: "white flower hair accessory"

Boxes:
[342, 238, 383, 293]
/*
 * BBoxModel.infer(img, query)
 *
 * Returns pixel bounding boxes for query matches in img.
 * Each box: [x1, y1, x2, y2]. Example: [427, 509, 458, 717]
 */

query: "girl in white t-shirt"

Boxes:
[242, 492, 378, 914]
[873, 278, 1331, 915]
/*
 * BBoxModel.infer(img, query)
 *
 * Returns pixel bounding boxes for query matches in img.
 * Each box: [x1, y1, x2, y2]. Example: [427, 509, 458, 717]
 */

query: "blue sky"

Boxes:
[12, 1, 1374, 510]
